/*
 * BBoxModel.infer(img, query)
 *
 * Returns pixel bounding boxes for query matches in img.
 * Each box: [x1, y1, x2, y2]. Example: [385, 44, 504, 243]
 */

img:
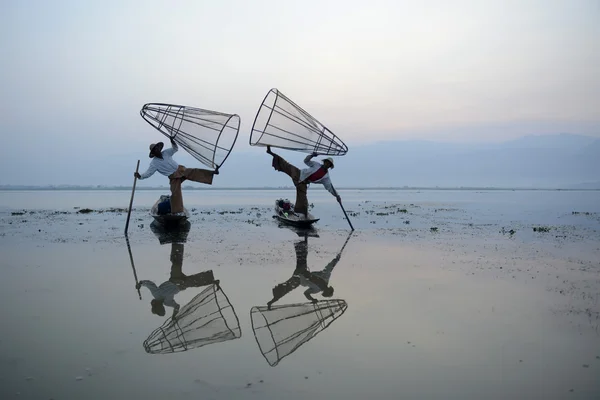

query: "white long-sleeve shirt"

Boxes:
[300, 154, 337, 197]
[139, 142, 179, 179]
[139, 280, 181, 309]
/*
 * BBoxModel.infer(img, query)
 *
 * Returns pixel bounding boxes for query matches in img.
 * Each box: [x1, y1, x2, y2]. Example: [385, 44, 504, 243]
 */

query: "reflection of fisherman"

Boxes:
[267, 239, 341, 309]
[266, 145, 340, 219]
[137, 243, 219, 317]
[135, 137, 219, 214]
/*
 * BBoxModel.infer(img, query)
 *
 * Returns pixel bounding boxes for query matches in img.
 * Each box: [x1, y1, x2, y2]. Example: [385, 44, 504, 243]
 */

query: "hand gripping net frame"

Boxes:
[250, 299, 348, 367]
[249, 89, 348, 156]
[143, 283, 241, 354]
[140, 103, 241, 169]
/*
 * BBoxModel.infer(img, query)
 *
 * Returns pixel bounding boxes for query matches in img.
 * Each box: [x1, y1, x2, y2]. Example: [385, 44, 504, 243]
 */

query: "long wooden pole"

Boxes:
[331, 184, 354, 231]
[339, 201, 354, 231]
[124, 160, 140, 236]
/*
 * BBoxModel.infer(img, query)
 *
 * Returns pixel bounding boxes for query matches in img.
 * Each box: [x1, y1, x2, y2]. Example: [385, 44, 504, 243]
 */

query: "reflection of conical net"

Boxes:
[250, 300, 348, 366]
[250, 89, 348, 156]
[143, 284, 241, 354]
[140, 103, 240, 169]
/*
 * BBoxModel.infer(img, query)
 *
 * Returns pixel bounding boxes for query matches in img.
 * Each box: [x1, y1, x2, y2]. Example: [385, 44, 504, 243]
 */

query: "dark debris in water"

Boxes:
[533, 226, 551, 233]
[76, 208, 128, 214]
[102, 208, 128, 213]
[218, 209, 244, 215]
[500, 227, 516, 235]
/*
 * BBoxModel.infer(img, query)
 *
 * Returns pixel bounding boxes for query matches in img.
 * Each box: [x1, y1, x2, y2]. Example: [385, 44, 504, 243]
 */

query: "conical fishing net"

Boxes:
[143, 283, 241, 354]
[140, 103, 240, 169]
[250, 89, 348, 156]
[250, 300, 348, 366]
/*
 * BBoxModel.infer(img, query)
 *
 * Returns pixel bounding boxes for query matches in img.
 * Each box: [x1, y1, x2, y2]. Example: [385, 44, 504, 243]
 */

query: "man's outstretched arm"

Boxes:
[304, 152, 320, 167]
[304, 289, 318, 303]
[322, 178, 341, 202]
[136, 163, 157, 180]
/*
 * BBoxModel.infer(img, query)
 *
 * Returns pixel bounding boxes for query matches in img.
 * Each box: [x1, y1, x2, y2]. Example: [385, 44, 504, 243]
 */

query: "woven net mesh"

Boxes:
[250, 89, 347, 156]
[141, 103, 240, 169]
[144, 284, 241, 354]
[250, 299, 348, 366]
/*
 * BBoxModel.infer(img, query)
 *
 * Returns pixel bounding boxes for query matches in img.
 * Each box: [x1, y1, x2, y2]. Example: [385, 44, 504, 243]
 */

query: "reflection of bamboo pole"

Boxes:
[125, 237, 142, 300]
[338, 231, 353, 256]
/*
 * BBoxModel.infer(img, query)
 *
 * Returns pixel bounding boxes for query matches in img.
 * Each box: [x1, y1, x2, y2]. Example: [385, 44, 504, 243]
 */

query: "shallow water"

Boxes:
[0, 190, 599, 399]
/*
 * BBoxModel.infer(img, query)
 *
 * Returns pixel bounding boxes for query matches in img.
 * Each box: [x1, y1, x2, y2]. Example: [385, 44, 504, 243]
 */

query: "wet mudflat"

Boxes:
[0, 189, 599, 399]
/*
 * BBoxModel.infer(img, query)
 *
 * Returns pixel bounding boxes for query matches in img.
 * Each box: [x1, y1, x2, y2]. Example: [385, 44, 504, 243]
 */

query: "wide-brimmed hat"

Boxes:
[149, 142, 164, 158]
[322, 157, 335, 168]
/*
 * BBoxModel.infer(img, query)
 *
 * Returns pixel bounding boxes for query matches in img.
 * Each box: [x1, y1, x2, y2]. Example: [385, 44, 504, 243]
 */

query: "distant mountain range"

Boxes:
[210, 133, 600, 189]
[334, 133, 600, 188]
[1, 133, 598, 189]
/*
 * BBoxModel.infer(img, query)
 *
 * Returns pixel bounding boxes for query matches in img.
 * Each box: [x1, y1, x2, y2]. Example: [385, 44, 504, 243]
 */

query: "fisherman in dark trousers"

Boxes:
[136, 138, 219, 214]
[266, 145, 341, 219]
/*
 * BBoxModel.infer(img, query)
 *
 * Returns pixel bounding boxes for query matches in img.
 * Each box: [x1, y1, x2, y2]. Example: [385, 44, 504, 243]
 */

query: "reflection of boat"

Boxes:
[150, 219, 191, 245]
[144, 283, 241, 354]
[274, 199, 319, 228]
[281, 225, 320, 238]
[150, 195, 190, 226]
[251, 300, 348, 367]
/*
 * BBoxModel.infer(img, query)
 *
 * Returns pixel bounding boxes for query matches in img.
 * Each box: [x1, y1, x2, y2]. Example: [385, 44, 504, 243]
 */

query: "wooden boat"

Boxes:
[150, 195, 190, 226]
[273, 199, 319, 228]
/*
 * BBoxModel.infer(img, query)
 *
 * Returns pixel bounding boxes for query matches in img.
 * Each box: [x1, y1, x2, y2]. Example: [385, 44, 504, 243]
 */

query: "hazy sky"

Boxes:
[1, 0, 599, 185]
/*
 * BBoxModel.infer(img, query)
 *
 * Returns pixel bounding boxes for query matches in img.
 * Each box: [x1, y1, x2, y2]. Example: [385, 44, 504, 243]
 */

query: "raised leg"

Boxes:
[182, 168, 215, 185]
[271, 153, 301, 182]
